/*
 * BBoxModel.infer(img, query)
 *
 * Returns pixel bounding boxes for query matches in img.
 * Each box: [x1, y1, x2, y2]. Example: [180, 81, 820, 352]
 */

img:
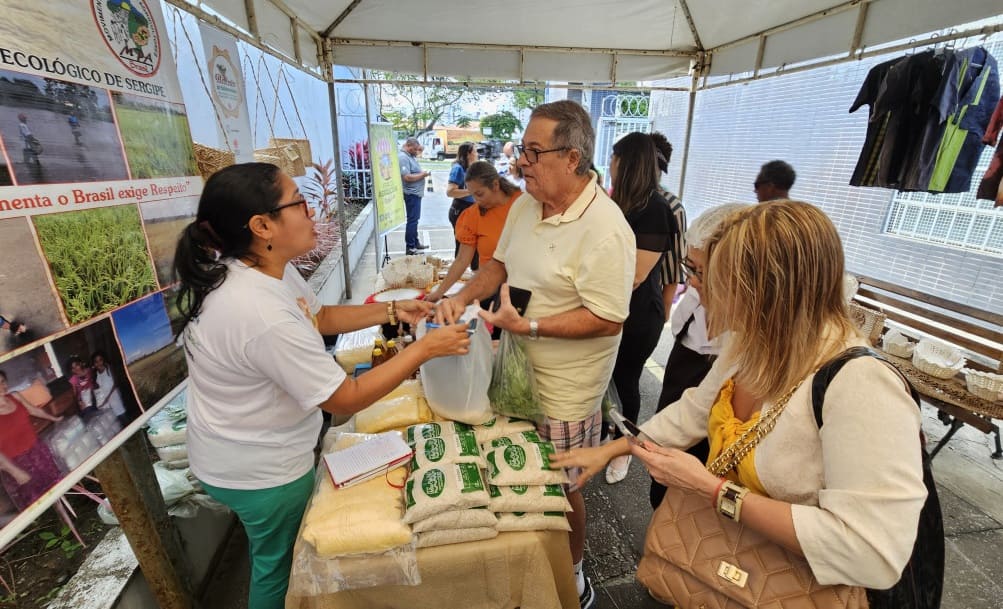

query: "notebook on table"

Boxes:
[323, 432, 413, 489]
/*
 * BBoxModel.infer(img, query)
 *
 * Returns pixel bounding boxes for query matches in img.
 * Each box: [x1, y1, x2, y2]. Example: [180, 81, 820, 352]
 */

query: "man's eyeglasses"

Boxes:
[270, 198, 309, 217]
[681, 258, 703, 280]
[514, 144, 568, 164]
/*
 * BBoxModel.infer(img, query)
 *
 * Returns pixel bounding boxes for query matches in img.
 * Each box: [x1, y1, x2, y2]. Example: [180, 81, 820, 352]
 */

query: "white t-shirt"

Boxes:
[93, 368, 125, 416]
[669, 290, 719, 355]
[184, 260, 346, 490]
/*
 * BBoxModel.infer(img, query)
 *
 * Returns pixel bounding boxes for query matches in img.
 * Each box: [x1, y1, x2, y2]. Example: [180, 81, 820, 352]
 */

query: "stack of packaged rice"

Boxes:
[146, 391, 189, 470]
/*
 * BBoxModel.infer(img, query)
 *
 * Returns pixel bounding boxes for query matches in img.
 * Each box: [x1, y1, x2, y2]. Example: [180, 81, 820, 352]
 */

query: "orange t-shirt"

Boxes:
[454, 192, 519, 262]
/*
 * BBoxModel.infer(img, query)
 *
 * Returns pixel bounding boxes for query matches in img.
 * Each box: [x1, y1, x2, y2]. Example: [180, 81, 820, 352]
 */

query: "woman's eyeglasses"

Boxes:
[270, 198, 309, 217]
[681, 258, 703, 280]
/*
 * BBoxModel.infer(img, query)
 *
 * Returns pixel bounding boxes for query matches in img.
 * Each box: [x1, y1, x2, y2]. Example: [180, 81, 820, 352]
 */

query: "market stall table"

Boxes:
[286, 529, 578, 609]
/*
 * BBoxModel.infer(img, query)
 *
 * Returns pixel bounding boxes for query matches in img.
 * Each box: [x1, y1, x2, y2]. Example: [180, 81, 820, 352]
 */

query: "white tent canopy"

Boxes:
[170, 0, 1003, 84]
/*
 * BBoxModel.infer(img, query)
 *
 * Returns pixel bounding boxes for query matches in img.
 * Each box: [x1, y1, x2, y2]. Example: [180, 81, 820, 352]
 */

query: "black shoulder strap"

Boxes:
[811, 346, 921, 429]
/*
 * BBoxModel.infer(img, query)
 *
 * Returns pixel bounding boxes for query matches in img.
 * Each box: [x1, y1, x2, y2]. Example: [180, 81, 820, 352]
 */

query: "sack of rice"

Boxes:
[485, 442, 568, 486]
[416, 526, 498, 548]
[334, 326, 382, 373]
[411, 430, 485, 469]
[487, 483, 573, 513]
[482, 430, 544, 450]
[472, 415, 536, 444]
[356, 395, 433, 434]
[410, 507, 498, 533]
[381, 379, 425, 401]
[403, 462, 490, 524]
[496, 511, 571, 532]
[302, 474, 411, 557]
[404, 420, 474, 447]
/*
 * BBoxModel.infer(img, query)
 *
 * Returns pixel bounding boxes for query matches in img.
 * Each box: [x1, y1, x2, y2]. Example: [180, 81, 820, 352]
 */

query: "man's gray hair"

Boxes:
[686, 203, 751, 250]
[404, 137, 420, 147]
[530, 100, 594, 175]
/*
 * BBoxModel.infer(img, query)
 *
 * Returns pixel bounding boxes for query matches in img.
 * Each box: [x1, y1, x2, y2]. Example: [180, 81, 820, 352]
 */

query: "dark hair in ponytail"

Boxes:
[174, 163, 283, 334]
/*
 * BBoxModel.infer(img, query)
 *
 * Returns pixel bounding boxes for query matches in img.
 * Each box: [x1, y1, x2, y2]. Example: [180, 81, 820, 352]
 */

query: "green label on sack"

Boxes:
[489, 484, 501, 498]
[486, 452, 500, 478]
[543, 484, 564, 497]
[456, 431, 480, 456]
[536, 442, 555, 469]
[409, 453, 420, 471]
[504, 445, 527, 470]
[454, 422, 473, 433]
[424, 437, 446, 462]
[422, 422, 442, 439]
[513, 511, 526, 517]
[520, 431, 542, 443]
[482, 417, 497, 428]
[422, 469, 446, 498]
[457, 462, 485, 493]
[490, 437, 513, 448]
[510, 485, 528, 495]
[405, 479, 416, 508]
[543, 511, 565, 517]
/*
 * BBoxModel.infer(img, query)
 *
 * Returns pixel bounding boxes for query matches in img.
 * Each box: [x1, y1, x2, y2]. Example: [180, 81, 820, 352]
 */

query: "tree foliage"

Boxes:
[374, 72, 471, 135]
[479, 110, 521, 141]
[512, 88, 544, 111]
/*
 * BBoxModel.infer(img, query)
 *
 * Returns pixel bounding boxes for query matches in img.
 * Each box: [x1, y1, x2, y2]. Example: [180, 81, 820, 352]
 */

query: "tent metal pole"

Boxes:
[362, 69, 382, 272]
[677, 67, 699, 200]
[325, 42, 353, 300]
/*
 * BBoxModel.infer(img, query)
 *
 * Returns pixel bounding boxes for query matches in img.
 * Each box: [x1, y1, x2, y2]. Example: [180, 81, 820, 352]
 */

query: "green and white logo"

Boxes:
[422, 469, 446, 498]
[504, 445, 526, 470]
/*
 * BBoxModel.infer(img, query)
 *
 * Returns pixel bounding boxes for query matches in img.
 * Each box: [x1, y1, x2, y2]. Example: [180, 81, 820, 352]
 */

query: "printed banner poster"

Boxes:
[368, 122, 406, 234]
[0, 0, 198, 542]
[199, 22, 253, 163]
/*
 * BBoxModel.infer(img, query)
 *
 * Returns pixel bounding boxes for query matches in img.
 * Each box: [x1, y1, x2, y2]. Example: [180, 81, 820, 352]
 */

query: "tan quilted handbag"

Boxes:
[636, 484, 868, 609]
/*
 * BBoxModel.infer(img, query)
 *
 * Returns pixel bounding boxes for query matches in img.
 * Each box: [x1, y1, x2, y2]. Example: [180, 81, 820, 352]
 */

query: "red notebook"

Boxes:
[323, 432, 413, 489]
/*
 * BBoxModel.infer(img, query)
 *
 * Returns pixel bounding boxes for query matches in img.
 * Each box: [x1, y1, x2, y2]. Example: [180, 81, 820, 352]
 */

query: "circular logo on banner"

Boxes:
[208, 45, 243, 118]
[92, 0, 162, 77]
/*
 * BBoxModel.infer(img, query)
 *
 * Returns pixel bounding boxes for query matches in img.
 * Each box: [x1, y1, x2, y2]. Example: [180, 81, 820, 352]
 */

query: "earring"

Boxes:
[266, 240, 272, 251]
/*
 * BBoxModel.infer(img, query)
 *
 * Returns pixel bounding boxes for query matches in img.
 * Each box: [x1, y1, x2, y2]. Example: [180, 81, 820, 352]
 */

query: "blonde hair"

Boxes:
[703, 200, 860, 400]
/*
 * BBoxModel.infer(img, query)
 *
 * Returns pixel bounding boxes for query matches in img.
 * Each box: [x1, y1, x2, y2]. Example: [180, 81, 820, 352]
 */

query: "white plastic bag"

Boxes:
[417, 306, 493, 424]
[334, 325, 383, 373]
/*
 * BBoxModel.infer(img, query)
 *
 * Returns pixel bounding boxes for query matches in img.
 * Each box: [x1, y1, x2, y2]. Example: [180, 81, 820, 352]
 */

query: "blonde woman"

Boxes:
[551, 201, 930, 597]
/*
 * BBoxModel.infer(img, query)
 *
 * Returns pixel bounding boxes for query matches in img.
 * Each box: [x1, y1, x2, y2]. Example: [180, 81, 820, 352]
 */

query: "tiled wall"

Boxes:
[650, 48, 1003, 313]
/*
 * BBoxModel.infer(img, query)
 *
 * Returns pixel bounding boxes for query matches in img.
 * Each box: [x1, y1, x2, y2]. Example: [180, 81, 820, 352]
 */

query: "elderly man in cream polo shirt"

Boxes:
[437, 99, 635, 609]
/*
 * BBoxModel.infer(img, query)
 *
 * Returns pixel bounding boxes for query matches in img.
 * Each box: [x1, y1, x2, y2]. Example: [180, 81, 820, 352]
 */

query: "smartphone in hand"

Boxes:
[608, 410, 660, 447]
[507, 286, 532, 316]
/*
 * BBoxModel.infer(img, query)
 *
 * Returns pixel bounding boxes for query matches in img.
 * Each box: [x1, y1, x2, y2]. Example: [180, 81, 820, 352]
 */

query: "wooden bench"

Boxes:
[850, 275, 1003, 460]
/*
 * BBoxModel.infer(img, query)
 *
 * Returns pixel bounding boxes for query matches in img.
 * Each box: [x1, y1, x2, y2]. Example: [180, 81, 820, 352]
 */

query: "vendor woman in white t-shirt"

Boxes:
[173, 163, 471, 609]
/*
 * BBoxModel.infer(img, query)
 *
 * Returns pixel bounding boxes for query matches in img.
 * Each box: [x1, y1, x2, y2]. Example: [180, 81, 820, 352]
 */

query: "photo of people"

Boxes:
[0, 69, 129, 185]
[0, 217, 66, 355]
[111, 290, 186, 409]
[140, 195, 198, 287]
[112, 92, 198, 179]
[33, 205, 158, 324]
[0, 161, 11, 187]
[0, 318, 138, 528]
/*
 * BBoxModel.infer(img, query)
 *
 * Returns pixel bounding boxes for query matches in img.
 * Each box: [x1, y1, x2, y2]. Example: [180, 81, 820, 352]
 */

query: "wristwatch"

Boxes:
[716, 480, 750, 522]
[528, 319, 539, 340]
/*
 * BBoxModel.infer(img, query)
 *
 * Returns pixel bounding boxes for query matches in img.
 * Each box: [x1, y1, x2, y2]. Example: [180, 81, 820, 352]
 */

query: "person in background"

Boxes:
[0, 314, 27, 336]
[446, 142, 479, 262]
[552, 201, 928, 601]
[173, 163, 471, 609]
[754, 160, 796, 202]
[66, 355, 96, 417]
[91, 350, 127, 428]
[649, 202, 749, 507]
[649, 132, 688, 315]
[437, 100, 635, 609]
[17, 113, 39, 164]
[399, 137, 432, 255]
[604, 132, 680, 484]
[426, 161, 520, 304]
[507, 158, 526, 189]
[0, 369, 63, 511]
[497, 141, 515, 176]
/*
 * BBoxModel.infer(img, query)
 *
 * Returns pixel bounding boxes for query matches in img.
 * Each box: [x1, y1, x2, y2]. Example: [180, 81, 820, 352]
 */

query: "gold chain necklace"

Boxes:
[707, 379, 806, 477]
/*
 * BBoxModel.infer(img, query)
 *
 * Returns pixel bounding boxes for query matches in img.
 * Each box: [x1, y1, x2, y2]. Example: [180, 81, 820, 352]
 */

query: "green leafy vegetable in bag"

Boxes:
[488, 331, 543, 423]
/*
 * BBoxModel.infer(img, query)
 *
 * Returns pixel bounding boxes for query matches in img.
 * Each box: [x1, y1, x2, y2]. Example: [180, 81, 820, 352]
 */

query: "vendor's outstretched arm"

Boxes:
[437, 259, 507, 323]
[316, 300, 432, 335]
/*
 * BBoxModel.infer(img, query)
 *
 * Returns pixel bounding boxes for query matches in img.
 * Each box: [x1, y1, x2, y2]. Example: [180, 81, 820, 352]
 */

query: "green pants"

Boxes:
[202, 470, 315, 609]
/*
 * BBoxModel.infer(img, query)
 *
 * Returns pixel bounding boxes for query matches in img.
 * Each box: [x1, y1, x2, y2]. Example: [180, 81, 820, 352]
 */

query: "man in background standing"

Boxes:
[399, 137, 431, 254]
[754, 159, 796, 202]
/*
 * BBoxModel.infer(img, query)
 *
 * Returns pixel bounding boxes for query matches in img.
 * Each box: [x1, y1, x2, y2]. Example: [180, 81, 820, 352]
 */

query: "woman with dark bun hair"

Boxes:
[173, 163, 471, 609]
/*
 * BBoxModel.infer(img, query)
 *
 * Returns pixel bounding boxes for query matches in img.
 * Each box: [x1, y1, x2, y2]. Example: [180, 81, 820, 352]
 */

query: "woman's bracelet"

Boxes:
[387, 300, 398, 325]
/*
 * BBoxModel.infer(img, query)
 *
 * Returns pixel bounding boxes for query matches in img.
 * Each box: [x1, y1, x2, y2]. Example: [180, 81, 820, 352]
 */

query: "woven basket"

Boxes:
[962, 369, 1003, 402]
[254, 144, 306, 177]
[848, 302, 886, 344]
[881, 330, 916, 358]
[912, 340, 966, 380]
[269, 137, 312, 167]
[193, 142, 235, 181]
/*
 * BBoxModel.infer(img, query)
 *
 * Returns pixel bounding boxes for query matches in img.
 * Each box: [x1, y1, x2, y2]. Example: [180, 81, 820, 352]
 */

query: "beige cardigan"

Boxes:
[639, 340, 927, 589]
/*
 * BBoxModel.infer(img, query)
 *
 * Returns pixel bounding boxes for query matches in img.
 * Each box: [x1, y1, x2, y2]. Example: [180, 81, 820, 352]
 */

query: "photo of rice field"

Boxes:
[140, 196, 197, 287]
[111, 290, 187, 409]
[112, 92, 197, 179]
[32, 205, 158, 324]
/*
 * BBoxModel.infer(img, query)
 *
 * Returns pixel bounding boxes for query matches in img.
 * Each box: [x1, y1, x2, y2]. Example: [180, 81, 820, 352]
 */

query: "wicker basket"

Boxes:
[881, 330, 916, 358]
[269, 137, 313, 167]
[848, 302, 886, 344]
[193, 142, 235, 181]
[962, 369, 1003, 402]
[912, 340, 966, 380]
[254, 144, 306, 177]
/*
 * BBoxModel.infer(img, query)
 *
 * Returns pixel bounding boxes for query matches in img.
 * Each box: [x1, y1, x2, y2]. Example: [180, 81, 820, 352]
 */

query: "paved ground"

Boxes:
[203, 169, 1003, 609]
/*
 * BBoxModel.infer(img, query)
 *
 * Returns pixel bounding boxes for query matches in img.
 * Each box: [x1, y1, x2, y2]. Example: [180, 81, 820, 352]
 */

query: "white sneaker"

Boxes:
[605, 454, 632, 484]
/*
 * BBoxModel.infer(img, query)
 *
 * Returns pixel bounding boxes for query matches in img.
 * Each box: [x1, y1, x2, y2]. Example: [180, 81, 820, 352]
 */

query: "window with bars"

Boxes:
[883, 38, 1003, 258]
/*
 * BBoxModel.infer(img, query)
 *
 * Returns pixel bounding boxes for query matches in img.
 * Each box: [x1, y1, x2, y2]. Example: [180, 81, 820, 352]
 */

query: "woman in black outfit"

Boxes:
[446, 142, 479, 267]
[604, 132, 681, 484]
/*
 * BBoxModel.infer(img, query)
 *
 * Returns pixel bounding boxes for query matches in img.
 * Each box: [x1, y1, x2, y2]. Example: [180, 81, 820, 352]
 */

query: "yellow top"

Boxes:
[705, 379, 767, 496]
